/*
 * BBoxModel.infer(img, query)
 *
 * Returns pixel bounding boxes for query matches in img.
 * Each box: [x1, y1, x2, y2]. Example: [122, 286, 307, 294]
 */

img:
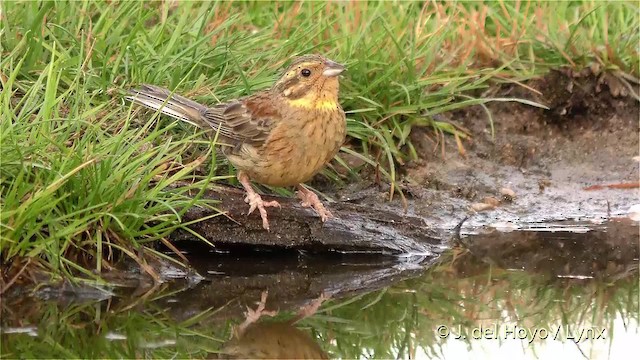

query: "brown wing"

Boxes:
[201, 92, 278, 149]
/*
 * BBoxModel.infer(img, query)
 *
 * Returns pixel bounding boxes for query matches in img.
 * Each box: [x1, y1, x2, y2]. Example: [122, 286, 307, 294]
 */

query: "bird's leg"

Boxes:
[234, 291, 278, 338]
[291, 292, 331, 324]
[237, 171, 280, 230]
[296, 185, 333, 222]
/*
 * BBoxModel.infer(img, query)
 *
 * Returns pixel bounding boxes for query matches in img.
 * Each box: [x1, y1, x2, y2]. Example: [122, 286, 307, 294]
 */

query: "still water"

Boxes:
[1, 220, 638, 359]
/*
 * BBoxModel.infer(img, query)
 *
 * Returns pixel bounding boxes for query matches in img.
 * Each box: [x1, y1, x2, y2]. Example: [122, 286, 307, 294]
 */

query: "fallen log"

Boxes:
[170, 186, 444, 255]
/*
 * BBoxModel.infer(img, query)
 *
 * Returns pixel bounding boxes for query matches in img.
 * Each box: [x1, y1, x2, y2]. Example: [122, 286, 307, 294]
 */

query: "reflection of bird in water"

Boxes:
[216, 291, 329, 359]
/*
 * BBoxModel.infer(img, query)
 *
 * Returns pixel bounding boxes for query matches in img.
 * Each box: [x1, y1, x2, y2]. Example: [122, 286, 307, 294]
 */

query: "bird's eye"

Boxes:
[301, 69, 311, 77]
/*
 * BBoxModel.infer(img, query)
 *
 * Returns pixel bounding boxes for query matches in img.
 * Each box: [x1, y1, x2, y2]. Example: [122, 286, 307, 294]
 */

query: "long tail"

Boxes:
[126, 84, 207, 128]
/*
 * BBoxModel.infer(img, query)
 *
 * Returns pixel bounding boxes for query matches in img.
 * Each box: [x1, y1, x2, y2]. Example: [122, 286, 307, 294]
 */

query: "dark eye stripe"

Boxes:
[282, 76, 300, 89]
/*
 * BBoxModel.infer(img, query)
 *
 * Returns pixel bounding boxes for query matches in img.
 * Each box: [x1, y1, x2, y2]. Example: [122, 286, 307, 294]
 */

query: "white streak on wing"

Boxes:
[126, 95, 201, 128]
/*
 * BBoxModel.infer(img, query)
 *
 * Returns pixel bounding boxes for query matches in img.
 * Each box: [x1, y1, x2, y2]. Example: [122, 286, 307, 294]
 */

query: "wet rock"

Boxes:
[171, 186, 444, 255]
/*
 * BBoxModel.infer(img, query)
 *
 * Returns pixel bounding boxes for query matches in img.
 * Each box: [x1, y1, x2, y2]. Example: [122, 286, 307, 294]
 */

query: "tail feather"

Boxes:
[126, 84, 207, 128]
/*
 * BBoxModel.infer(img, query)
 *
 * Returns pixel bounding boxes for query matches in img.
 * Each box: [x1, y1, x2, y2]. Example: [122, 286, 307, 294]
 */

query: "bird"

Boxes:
[216, 291, 330, 359]
[126, 54, 346, 230]
[218, 321, 329, 359]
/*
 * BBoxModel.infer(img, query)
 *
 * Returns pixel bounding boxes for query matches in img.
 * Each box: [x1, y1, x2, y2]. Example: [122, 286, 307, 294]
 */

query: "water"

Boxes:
[1, 221, 637, 359]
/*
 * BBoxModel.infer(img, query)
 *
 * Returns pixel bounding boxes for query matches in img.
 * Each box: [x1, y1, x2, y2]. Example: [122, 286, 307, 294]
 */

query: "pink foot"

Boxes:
[238, 172, 280, 230]
[293, 292, 331, 323]
[244, 192, 280, 230]
[296, 185, 333, 222]
[235, 291, 278, 338]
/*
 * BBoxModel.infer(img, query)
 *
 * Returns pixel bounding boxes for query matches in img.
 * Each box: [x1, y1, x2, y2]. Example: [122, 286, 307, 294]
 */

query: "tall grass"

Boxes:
[1, 0, 638, 281]
[0, 52, 223, 280]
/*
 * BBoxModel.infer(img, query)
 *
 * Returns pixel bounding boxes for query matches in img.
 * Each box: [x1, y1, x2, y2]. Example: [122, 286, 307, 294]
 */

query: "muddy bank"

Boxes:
[406, 67, 639, 235]
[172, 69, 639, 250]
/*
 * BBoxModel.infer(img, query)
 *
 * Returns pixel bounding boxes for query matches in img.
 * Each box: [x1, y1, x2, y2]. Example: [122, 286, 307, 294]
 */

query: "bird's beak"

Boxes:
[322, 60, 345, 77]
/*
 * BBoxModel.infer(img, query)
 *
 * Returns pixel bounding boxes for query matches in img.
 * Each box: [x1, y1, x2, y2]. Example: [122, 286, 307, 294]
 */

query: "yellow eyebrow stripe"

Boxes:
[287, 97, 338, 110]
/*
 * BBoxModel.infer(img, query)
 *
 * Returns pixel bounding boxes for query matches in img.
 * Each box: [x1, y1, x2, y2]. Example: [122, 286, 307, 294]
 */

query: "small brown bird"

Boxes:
[217, 291, 330, 359]
[127, 55, 346, 230]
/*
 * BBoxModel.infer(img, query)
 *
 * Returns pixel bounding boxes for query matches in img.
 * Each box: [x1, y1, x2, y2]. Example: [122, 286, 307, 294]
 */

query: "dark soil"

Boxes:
[400, 68, 639, 232]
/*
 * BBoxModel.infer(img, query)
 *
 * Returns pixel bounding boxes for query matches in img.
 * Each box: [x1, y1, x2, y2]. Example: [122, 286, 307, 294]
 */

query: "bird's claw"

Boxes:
[234, 290, 277, 338]
[245, 291, 277, 321]
[296, 188, 333, 222]
[244, 193, 280, 230]
[295, 292, 330, 321]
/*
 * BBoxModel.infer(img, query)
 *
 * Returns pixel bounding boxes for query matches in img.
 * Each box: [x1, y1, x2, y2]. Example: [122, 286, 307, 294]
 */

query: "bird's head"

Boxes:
[272, 54, 345, 109]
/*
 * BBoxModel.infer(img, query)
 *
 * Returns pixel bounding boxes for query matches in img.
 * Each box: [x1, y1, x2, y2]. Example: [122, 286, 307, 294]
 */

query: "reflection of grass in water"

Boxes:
[303, 250, 639, 359]
[1, 297, 228, 359]
[1, 249, 637, 358]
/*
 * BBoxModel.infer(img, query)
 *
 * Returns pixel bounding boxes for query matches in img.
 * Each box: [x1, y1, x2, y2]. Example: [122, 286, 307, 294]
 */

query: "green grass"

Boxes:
[1, 0, 638, 281]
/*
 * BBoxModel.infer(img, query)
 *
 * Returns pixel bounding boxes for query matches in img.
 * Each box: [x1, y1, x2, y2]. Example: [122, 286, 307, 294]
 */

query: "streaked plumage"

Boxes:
[126, 54, 346, 230]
